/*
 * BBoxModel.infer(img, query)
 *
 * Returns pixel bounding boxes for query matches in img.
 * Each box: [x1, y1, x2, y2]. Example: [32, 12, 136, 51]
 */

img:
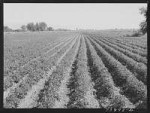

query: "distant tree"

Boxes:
[140, 21, 147, 34]
[4, 26, 13, 32]
[26, 22, 48, 31]
[35, 23, 40, 31]
[140, 7, 147, 17]
[139, 7, 147, 34]
[21, 25, 27, 31]
[47, 26, 53, 31]
[38, 22, 47, 31]
[14, 29, 22, 32]
[26, 22, 36, 31]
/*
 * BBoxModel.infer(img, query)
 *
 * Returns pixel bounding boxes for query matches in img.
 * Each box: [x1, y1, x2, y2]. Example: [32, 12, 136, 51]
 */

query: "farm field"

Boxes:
[4, 31, 147, 109]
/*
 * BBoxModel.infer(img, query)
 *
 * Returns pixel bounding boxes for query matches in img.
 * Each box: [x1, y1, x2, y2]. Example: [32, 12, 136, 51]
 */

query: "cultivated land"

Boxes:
[4, 31, 147, 109]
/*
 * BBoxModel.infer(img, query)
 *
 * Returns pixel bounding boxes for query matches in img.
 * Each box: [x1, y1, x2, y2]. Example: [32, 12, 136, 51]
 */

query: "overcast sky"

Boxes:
[4, 3, 147, 30]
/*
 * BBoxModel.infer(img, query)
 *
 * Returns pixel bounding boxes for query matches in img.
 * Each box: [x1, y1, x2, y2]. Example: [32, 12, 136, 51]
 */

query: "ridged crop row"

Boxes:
[85, 37, 135, 109]
[100, 36, 147, 58]
[98, 34, 147, 51]
[66, 36, 99, 108]
[87, 33, 147, 57]
[4, 37, 73, 93]
[88, 36, 147, 108]
[33, 35, 80, 108]
[115, 37, 147, 50]
[4, 36, 71, 76]
[91, 35, 147, 84]
[4, 37, 76, 108]
[4, 36, 61, 70]
[4, 31, 75, 62]
[95, 36, 147, 65]
[4, 32, 147, 109]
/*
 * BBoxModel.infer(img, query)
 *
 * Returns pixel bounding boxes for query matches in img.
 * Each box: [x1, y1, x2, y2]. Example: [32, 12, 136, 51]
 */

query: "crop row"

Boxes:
[34, 35, 80, 108]
[4, 31, 76, 62]
[4, 37, 77, 108]
[17, 36, 80, 108]
[95, 36, 147, 65]
[100, 36, 147, 58]
[87, 33, 147, 57]
[4, 37, 73, 92]
[91, 32, 147, 50]
[4, 36, 71, 78]
[90, 35, 147, 84]
[87, 36, 147, 108]
[114, 36, 147, 50]
[66, 36, 99, 108]
[85, 36, 135, 109]
[108, 36, 146, 50]
[4, 36, 72, 76]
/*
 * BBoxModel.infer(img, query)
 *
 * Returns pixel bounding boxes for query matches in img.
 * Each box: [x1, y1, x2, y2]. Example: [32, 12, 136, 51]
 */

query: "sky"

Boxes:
[4, 3, 147, 30]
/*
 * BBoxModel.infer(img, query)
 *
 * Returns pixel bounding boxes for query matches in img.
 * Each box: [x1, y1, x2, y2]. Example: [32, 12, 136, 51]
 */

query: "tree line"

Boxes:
[4, 22, 54, 32]
[121, 7, 147, 37]
[4, 7, 147, 35]
[139, 7, 147, 35]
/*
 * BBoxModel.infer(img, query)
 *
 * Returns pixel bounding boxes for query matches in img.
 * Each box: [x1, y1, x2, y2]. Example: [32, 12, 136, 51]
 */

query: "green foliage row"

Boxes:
[93, 36, 147, 84]
[101, 36, 147, 57]
[85, 37, 135, 109]
[89, 36, 147, 106]
[4, 38, 75, 108]
[98, 37, 147, 65]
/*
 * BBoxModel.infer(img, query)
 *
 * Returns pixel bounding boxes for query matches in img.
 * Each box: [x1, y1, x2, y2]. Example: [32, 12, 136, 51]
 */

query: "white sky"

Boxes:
[4, 3, 147, 30]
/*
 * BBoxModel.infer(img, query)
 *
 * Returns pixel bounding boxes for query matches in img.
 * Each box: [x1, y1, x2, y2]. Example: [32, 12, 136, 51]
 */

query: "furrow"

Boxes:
[33, 36, 78, 108]
[17, 37, 78, 108]
[101, 37, 147, 58]
[88, 37, 147, 108]
[85, 36, 135, 109]
[4, 37, 72, 92]
[100, 35, 147, 52]
[97, 37, 147, 65]
[4, 36, 71, 75]
[4, 37, 76, 108]
[91, 35, 147, 85]
[4, 37, 74, 101]
[66, 36, 100, 108]
[52, 36, 80, 108]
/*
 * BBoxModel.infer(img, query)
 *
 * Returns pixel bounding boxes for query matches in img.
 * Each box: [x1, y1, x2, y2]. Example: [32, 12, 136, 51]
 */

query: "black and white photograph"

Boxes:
[3, 3, 147, 110]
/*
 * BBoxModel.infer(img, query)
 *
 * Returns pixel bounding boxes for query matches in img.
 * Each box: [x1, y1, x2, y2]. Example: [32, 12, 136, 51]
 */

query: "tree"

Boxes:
[35, 23, 40, 31]
[21, 25, 26, 31]
[38, 22, 47, 31]
[139, 7, 147, 34]
[26, 22, 36, 31]
[140, 7, 147, 17]
[26, 22, 48, 31]
[140, 21, 147, 35]
[47, 26, 53, 31]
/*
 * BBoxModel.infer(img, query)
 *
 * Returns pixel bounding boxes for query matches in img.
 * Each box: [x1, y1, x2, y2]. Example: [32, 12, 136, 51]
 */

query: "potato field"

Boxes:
[4, 31, 147, 109]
